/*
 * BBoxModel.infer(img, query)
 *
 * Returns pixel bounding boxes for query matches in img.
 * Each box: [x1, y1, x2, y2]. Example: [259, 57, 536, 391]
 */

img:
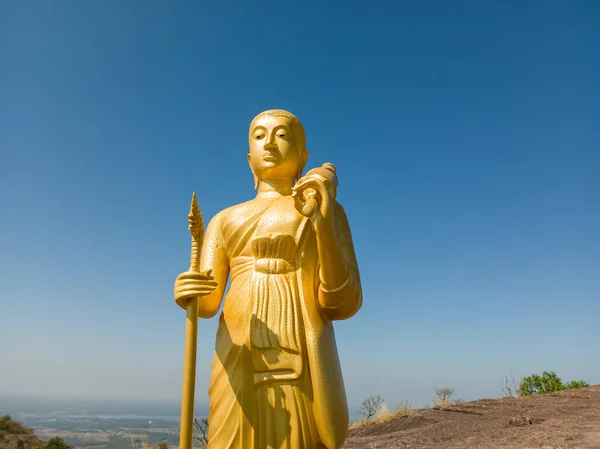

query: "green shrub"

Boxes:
[0, 415, 29, 434]
[565, 380, 590, 390]
[44, 437, 72, 449]
[519, 371, 589, 396]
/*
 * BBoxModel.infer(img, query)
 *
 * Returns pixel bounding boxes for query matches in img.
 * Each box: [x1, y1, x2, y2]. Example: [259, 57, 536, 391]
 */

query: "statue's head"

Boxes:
[248, 109, 308, 189]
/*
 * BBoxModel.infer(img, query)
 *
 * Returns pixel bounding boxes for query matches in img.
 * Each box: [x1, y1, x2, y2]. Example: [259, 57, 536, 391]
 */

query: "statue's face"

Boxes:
[248, 115, 306, 182]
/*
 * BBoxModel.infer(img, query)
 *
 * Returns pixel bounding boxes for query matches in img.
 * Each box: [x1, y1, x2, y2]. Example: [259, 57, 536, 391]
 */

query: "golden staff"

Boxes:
[179, 192, 204, 449]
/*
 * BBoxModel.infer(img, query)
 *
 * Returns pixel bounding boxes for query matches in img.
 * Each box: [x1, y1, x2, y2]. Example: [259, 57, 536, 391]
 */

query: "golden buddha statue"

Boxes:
[174, 109, 362, 449]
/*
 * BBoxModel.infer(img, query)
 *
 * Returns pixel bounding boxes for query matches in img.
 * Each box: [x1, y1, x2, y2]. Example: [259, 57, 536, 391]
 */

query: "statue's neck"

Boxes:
[256, 179, 294, 199]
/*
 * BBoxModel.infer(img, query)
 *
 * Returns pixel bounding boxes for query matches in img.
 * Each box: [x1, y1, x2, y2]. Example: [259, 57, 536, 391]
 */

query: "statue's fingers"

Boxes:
[294, 177, 323, 192]
[176, 280, 194, 290]
[176, 289, 213, 300]
[179, 278, 218, 286]
[177, 284, 217, 293]
[196, 282, 217, 289]
[179, 273, 215, 283]
[178, 271, 201, 281]
[295, 179, 330, 202]
[292, 193, 309, 216]
[196, 290, 216, 297]
[177, 288, 215, 299]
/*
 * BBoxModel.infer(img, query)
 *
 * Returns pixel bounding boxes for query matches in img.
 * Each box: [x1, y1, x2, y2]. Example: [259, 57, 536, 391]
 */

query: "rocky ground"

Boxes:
[343, 385, 600, 449]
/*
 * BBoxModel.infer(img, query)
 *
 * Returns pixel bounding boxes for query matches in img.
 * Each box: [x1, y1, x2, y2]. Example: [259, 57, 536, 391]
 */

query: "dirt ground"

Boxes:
[343, 385, 600, 449]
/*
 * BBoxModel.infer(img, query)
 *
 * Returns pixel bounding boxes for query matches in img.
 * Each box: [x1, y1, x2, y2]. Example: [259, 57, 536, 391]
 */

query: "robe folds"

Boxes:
[199, 195, 362, 449]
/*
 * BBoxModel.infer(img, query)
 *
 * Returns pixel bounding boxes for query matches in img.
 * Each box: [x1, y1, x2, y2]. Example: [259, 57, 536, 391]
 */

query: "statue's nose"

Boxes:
[264, 143, 277, 154]
[264, 133, 277, 151]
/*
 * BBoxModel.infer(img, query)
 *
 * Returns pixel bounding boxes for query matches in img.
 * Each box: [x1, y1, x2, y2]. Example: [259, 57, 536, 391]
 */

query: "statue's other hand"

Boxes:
[174, 270, 218, 309]
[292, 173, 336, 228]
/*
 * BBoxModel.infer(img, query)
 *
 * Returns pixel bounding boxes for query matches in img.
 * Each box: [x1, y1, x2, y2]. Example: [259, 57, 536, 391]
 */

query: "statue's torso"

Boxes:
[219, 196, 312, 384]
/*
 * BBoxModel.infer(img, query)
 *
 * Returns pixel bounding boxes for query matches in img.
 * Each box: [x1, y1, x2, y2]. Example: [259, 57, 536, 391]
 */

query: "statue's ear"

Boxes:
[248, 154, 259, 190]
[297, 149, 309, 181]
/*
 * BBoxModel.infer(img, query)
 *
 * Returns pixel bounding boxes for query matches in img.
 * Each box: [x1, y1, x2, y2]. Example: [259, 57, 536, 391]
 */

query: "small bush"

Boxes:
[375, 404, 390, 420]
[519, 371, 589, 396]
[395, 400, 413, 414]
[520, 371, 563, 395]
[349, 399, 415, 430]
[565, 380, 590, 390]
[45, 437, 72, 449]
[501, 373, 524, 398]
[434, 388, 455, 407]
[0, 415, 29, 435]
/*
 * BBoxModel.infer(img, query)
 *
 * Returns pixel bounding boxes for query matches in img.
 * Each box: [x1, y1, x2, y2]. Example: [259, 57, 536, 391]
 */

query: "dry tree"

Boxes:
[193, 418, 209, 447]
[434, 388, 455, 407]
[359, 395, 385, 420]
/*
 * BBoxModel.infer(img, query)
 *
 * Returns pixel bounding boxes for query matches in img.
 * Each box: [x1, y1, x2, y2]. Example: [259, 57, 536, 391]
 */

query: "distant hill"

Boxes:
[1, 415, 46, 449]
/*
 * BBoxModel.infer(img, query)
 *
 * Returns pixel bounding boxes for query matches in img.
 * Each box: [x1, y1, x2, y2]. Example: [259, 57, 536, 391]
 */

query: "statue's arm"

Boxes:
[317, 202, 363, 320]
[197, 211, 230, 318]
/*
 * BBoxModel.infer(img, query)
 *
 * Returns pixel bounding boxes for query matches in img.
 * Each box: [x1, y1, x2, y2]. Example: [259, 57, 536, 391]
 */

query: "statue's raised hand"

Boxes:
[174, 270, 218, 309]
[292, 164, 337, 231]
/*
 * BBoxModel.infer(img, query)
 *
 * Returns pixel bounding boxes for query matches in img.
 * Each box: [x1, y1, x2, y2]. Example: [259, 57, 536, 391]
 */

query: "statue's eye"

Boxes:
[277, 132, 286, 138]
[254, 133, 264, 140]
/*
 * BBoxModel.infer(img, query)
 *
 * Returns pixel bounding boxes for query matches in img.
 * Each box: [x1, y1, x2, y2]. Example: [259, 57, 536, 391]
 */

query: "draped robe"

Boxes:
[198, 195, 362, 449]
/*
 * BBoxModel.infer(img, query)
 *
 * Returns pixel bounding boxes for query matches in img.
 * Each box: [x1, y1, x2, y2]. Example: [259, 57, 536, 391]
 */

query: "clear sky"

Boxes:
[1, 1, 599, 413]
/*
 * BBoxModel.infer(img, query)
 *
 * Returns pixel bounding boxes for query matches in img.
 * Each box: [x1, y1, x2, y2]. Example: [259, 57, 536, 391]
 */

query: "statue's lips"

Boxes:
[262, 154, 279, 162]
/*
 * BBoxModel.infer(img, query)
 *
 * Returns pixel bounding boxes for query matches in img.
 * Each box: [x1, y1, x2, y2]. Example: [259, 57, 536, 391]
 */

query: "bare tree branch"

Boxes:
[358, 395, 385, 420]
[434, 388, 455, 407]
[193, 418, 209, 447]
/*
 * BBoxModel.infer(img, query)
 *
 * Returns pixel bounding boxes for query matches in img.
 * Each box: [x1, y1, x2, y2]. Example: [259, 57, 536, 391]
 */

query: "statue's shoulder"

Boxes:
[208, 198, 257, 227]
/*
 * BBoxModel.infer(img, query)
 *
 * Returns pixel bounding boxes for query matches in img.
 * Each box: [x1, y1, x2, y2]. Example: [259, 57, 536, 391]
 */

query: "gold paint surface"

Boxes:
[174, 110, 362, 448]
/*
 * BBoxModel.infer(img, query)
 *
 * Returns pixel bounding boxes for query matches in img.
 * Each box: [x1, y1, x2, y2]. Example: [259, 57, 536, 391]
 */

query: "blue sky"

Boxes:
[1, 1, 599, 412]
